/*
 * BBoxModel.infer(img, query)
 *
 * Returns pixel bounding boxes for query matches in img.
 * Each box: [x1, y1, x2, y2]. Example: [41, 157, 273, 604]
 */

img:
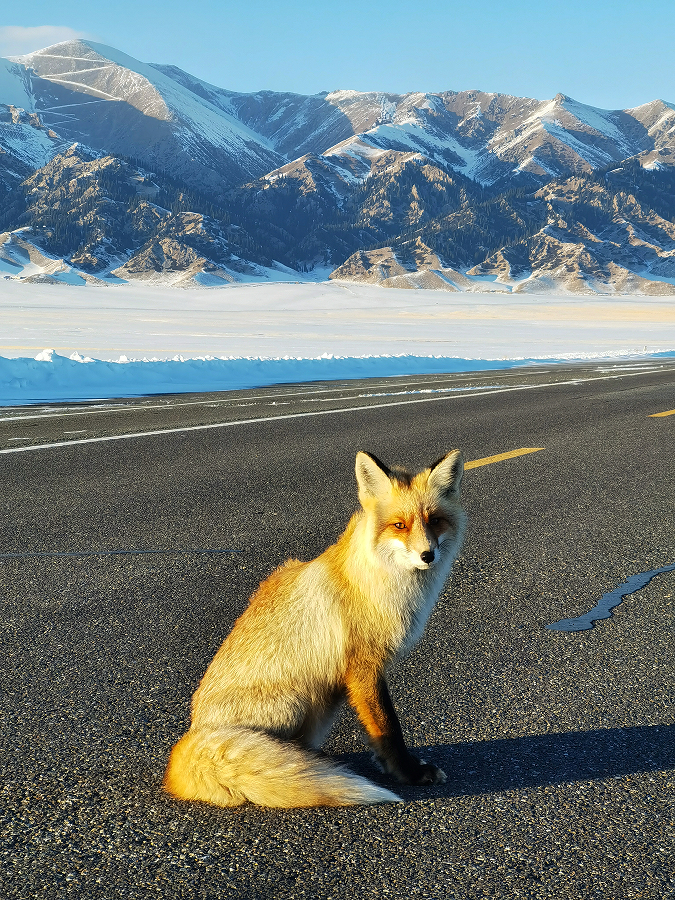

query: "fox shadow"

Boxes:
[333, 724, 675, 800]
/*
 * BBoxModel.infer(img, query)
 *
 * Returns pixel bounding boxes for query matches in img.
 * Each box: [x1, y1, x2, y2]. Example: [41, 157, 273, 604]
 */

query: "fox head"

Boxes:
[355, 450, 465, 571]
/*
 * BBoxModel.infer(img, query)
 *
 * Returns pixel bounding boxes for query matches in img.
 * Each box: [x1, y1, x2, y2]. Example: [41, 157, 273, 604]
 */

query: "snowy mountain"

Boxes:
[3, 40, 285, 196]
[231, 87, 675, 187]
[2, 39, 675, 292]
[3, 40, 675, 193]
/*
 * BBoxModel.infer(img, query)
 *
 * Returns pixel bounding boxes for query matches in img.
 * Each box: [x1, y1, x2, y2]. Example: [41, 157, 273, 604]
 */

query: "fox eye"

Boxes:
[393, 522, 407, 530]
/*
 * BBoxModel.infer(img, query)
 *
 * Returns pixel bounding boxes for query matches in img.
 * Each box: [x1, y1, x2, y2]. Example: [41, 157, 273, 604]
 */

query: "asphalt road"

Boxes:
[1, 360, 674, 899]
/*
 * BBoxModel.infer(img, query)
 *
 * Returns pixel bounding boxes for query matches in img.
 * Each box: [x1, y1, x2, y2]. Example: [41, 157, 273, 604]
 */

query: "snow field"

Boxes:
[1, 279, 674, 404]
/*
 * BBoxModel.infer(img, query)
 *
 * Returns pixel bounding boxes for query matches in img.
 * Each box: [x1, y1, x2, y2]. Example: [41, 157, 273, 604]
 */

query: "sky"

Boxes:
[0, 1, 673, 109]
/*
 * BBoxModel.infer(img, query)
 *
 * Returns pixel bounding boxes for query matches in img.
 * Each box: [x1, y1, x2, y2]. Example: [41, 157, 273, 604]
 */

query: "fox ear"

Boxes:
[355, 451, 393, 502]
[427, 449, 464, 496]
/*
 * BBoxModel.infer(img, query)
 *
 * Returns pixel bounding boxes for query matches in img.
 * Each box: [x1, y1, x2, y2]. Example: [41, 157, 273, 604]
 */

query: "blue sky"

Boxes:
[1, 1, 673, 109]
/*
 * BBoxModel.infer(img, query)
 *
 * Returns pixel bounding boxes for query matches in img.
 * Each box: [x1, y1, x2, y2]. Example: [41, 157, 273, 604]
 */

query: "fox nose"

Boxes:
[420, 550, 435, 565]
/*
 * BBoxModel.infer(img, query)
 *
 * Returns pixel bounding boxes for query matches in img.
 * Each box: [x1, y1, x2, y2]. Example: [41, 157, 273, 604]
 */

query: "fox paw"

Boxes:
[413, 761, 447, 785]
[395, 758, 446, 785]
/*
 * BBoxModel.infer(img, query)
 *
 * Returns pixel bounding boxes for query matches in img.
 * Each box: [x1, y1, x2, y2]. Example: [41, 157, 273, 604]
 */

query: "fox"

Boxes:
[163, 448, 466, 808]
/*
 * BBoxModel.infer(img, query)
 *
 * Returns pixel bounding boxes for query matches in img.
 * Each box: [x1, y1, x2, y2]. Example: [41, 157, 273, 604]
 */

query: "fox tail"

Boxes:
[163, 726, 401, 808]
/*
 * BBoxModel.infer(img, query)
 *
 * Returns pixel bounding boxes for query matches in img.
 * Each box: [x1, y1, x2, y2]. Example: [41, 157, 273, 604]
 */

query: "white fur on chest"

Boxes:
[397, 553, 454, 656]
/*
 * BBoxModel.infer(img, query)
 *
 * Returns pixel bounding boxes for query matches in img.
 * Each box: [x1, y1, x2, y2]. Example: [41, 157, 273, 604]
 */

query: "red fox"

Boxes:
[164, 449, 466, 807]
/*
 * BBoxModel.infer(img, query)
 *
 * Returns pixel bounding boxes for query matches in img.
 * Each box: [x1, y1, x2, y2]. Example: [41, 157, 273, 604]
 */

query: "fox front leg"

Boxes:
[345, 667, 446, 786]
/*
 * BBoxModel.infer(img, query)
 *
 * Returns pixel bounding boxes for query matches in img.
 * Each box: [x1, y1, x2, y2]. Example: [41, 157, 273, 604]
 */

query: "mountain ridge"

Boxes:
[1, 39, 675, 293]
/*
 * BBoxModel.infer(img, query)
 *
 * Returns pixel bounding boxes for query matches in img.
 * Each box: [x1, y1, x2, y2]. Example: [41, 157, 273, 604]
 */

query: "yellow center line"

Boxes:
[465, 447, 545, 469]
[648, 409, 675, 418]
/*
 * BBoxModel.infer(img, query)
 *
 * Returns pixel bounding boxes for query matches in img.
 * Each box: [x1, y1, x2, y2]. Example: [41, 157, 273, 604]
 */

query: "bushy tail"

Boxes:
[163, 726, 401, 808]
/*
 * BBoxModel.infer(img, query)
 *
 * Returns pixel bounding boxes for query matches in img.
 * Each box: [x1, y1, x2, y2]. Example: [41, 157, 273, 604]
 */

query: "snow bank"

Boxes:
[2, 349, 674, 406]
[0, 350, 521, 404]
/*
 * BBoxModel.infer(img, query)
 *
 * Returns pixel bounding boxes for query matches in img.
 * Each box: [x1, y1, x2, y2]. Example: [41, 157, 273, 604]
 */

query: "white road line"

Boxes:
[0, 368, 664, 455]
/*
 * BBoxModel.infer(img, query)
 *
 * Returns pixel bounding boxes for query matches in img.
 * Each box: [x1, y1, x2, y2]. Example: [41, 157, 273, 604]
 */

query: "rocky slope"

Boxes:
[469, 175, 675, 293]
[332, 164, 675, 293]
[0, 147, 292, 286]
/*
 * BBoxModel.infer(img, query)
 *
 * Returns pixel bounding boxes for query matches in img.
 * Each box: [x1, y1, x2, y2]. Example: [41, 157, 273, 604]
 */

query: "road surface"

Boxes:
[1, 360, 674, 898]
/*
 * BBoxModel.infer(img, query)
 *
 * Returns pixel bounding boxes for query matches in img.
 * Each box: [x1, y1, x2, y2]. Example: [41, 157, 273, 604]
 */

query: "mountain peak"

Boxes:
[11, 38, 100, 63]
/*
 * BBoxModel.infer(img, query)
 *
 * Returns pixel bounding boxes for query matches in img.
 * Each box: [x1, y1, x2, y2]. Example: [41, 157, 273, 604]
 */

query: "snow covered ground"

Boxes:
[1, 279, 674, 404]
